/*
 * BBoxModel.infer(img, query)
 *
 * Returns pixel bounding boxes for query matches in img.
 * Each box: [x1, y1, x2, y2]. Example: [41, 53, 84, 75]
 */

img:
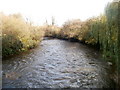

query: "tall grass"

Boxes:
[1, 13, 44, 58]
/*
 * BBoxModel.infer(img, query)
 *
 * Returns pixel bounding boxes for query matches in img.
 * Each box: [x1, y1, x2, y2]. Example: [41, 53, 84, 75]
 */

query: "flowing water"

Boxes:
[2, 38, 115, 88]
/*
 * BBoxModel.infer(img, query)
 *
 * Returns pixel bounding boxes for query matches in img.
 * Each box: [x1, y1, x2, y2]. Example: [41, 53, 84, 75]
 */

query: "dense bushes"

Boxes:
[60, 19, 84, 40]
[104, 1, 119, 64]
[1, 13, 44, 58]
[43, 25, 61, 37]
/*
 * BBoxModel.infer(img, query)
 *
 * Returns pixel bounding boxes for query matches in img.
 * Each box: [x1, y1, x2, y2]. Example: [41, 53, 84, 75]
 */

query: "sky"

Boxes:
[0, 0, 113, 26]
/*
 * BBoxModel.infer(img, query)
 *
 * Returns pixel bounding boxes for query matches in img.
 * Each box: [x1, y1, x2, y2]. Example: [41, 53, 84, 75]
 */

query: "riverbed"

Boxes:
[2, 38, 115, 88]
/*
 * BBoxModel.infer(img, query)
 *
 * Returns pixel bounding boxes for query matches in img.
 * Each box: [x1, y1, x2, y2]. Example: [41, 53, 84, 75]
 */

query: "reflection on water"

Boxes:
[2, 38, 115, 88]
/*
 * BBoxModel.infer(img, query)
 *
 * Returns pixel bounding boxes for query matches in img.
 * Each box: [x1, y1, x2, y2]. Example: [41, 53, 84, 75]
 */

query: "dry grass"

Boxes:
[1, 13, 44, 57]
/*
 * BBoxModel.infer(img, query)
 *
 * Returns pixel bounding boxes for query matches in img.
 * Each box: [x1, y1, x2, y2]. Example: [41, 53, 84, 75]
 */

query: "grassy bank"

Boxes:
[1, 13, 44, 58]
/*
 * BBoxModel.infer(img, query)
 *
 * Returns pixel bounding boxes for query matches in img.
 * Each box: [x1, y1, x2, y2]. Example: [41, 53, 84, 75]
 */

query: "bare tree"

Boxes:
[52, 16, 55, 26]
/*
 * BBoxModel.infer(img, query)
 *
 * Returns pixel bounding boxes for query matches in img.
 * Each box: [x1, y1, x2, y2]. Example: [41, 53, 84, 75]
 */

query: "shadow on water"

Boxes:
[2, 38, 117, 88]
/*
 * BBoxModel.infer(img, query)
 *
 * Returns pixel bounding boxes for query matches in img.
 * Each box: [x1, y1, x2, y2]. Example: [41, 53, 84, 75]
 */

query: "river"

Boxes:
[2, 38, 116, 88]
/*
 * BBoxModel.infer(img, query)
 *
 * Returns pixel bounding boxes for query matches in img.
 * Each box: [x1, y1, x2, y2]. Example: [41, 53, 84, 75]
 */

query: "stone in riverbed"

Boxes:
[107, 62, 113, 66]
[70, 79, 77, 83]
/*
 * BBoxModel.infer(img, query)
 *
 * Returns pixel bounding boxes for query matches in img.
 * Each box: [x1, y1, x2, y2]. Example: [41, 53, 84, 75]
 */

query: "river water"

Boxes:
[2, 38, 115, 88]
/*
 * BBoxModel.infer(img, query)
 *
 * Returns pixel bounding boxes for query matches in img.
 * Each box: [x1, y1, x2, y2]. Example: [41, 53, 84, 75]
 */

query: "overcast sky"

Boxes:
[0, 0, 112, 26]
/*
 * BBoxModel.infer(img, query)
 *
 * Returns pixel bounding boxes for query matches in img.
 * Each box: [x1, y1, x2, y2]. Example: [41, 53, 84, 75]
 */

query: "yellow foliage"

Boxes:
[2, 13, 44, 57]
